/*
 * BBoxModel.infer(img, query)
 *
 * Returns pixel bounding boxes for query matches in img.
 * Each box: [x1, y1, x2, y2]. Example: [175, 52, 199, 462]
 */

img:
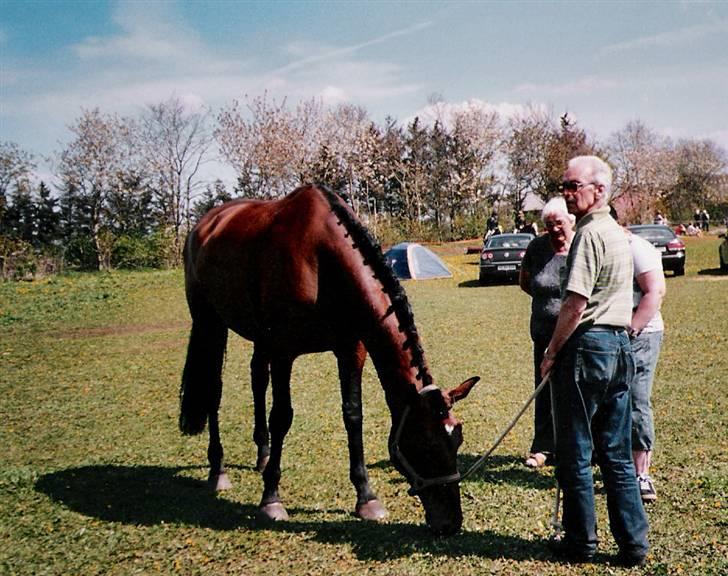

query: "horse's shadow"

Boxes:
[35, 464, 252, 531]
[35, 463, 545, 562]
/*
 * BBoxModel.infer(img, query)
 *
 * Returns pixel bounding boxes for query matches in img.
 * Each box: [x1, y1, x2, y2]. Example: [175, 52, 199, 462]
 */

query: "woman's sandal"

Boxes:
[525, 452, 547, 468]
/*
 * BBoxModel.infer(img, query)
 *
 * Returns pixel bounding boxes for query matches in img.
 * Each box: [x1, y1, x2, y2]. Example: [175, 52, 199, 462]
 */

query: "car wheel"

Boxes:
[675, 266, 685, 276]
[720, 258, 728, 272]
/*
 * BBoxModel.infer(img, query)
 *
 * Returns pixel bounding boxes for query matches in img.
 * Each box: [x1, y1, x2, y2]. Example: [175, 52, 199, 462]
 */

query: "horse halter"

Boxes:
[389, 384, 461, 496]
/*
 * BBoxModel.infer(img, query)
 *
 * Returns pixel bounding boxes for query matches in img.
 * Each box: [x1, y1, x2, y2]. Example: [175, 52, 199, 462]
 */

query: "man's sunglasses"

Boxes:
[559, 180, 598, 192]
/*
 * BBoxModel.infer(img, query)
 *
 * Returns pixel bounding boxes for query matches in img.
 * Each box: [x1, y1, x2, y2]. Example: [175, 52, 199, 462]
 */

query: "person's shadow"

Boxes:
[35, 463, 546, 562]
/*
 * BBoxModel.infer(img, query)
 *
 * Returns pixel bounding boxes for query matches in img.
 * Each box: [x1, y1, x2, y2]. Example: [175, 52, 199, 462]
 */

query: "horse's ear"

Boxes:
[447, 376, 480, 404]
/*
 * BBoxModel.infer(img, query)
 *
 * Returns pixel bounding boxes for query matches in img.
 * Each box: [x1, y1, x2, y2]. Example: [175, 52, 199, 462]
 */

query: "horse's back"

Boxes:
[188, 186, 330, 259]
[184, 185, 339, 345]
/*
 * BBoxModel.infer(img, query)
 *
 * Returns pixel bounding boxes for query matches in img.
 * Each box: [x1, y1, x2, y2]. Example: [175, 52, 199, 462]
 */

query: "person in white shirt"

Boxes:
[612, 206, 666, 503]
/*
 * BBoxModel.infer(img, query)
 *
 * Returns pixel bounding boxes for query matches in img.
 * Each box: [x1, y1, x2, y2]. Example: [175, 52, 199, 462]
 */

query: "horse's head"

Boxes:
[389, 376, 479, 535]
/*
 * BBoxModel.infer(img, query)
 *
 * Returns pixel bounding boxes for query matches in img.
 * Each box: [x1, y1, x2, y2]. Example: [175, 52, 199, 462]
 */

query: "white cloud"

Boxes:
[410, 98, 535, 128]
[72, 0, 201, 63]
[1, 2, 432, 164]
[702, 129, 728, 151]
[320, 86, 348, 105]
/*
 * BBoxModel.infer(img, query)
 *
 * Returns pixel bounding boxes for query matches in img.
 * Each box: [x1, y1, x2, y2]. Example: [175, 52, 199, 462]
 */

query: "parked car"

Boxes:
[479, 233, 534, 285]
[719, 233, 728, 272]
[628, 224, 686, 276]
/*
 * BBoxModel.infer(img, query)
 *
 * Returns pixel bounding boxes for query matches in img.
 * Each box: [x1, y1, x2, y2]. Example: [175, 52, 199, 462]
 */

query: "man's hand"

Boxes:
[540, 356, 555, 379]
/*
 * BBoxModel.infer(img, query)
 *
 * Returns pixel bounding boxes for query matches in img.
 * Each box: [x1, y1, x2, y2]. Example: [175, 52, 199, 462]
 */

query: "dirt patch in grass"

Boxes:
[56, 321, 189, 339]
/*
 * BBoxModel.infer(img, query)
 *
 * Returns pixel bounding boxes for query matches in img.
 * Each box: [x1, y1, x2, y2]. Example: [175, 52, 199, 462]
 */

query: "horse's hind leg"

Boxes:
[251, 346, 271, 472]
[257, 355, 294, 522]
[179, 304, 230, 491]
[337, 341, 387, 521]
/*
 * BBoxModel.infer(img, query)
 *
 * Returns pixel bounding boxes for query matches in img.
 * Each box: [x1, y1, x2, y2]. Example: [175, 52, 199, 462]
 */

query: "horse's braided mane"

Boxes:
[317, 184, 433, 389]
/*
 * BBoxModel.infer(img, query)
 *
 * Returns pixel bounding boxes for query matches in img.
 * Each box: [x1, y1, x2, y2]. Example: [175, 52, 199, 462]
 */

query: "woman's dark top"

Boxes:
[521, 234, 567, 343]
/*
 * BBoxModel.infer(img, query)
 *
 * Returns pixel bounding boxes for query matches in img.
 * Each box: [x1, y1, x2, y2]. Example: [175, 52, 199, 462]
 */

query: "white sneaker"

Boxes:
[638, 475, 657, 502]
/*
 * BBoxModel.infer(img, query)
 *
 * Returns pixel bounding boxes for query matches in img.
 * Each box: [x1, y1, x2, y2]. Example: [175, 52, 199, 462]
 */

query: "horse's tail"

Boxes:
[179, 299, 228, 435]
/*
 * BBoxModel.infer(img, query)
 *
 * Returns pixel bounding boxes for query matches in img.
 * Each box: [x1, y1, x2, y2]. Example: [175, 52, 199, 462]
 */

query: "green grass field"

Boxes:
[1, 235, 726, 575]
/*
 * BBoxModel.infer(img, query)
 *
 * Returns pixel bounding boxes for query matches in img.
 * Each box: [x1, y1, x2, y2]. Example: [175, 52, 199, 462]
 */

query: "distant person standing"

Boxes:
[700, 209, 710, 232]
[515, 210, 526, 231]
[541, 155, 648, 566]
[484, 211, 501, 240]
[693, 209, 701, 228]
[521, 220, 539, 236]
[653, 212, 666, 225]
[519, 197, 575, 469]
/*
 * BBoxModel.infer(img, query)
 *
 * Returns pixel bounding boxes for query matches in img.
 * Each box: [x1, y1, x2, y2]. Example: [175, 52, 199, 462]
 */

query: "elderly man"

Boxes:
[540, 156, 649, 566]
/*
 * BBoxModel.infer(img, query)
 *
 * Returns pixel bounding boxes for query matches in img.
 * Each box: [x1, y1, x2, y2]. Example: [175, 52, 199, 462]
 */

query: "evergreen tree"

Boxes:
[34, 182, 61, 248]
[191, 180, 231, 223]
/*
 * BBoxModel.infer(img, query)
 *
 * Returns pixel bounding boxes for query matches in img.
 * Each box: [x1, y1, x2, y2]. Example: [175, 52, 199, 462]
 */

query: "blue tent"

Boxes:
[384, 242, 452, 280]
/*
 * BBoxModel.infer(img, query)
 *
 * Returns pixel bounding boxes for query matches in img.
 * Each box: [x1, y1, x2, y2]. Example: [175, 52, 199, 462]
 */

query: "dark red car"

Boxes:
[629, 224, 686, 276]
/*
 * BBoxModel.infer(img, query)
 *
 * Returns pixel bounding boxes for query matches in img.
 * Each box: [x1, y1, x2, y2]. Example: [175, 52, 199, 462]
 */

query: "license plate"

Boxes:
[497, 265, 516, 271]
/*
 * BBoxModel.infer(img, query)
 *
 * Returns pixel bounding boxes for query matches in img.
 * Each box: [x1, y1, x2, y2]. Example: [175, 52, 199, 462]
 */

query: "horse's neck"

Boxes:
[356, 290, 428, 413]
[320, 193, 429, 411]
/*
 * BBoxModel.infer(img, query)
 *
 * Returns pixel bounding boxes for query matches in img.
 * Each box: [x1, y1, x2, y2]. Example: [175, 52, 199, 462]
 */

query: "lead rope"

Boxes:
[460, 371, 552, 482]
[549, 369, 564, 541]
[459, 370, 563, 541]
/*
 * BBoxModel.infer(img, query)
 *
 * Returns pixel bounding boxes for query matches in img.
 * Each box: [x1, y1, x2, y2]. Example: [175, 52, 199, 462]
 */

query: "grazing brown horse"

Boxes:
[179, 184, 479, 534]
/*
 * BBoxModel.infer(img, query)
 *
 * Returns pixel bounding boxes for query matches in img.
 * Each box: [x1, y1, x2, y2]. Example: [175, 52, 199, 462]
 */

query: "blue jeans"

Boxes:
[552, 327, 649, 557]
[630, 331, 663, 451]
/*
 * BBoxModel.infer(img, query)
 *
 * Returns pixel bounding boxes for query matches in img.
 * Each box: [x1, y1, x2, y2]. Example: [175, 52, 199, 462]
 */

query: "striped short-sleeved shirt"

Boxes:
[561, 205, 634, 328]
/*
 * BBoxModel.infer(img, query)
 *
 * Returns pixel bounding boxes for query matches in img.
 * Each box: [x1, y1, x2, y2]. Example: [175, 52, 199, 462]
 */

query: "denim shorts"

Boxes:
[630, 330, 663, 451]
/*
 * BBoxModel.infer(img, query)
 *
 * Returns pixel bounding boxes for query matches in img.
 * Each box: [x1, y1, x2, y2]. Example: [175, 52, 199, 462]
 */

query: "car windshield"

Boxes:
[487, 235, 532, 248]
[630, 227, 675, 243]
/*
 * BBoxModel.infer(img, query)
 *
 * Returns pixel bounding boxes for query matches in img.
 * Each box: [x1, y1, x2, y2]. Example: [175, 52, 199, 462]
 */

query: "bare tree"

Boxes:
[607, 120, 675, 222]
[502, 105, 554, 218]
[0, 142, 36, 224]
[319, 103, 373, 212]
[139, 97, 213, 262]
[57, 109, 135, 270]
[667, 139, 727, 220]
[450, 105, 502, 215]
[216, 94, 316, 198]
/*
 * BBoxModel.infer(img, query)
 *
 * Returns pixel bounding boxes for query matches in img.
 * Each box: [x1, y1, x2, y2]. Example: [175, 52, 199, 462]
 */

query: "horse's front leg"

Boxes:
[336, 341, 387, 521]
[250, 346, 271, 472]
[256, 355, 294, 522]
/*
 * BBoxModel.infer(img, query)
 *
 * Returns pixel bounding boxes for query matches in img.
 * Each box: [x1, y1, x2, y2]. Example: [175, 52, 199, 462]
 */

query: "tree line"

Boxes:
[1, 95, 727, 279]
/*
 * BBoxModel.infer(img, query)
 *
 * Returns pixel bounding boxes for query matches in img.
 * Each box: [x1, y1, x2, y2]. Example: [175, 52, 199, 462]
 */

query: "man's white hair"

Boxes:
[567, 155, 613, 200]
[541, 196, 575, 224]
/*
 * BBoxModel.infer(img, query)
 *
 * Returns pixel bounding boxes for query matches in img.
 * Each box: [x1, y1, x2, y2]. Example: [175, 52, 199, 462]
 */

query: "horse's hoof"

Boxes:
[256, 454, 270, 473]
[208, 472, 232, 491]
[355, 499, 387, 521]
[256, 502, 289, 522]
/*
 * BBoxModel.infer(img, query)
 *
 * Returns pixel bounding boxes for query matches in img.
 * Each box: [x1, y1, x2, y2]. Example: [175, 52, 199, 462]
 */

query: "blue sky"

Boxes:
[2, 0, 728, 178]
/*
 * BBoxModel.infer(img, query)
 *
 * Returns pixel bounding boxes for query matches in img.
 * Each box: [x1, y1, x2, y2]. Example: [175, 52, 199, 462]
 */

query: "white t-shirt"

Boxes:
[630, 233, 665, 332]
